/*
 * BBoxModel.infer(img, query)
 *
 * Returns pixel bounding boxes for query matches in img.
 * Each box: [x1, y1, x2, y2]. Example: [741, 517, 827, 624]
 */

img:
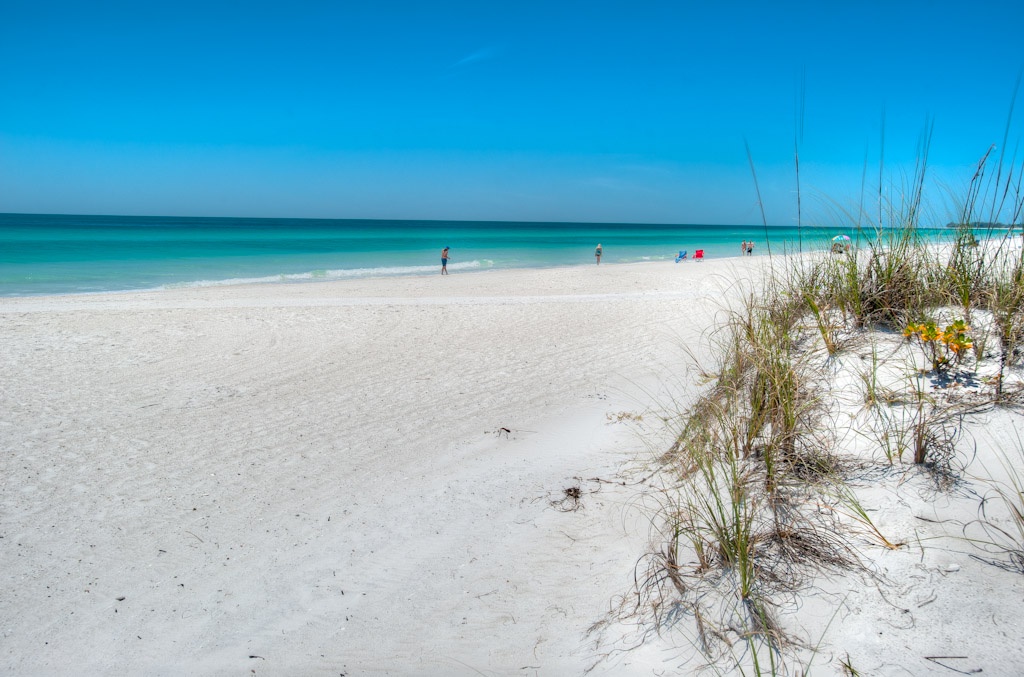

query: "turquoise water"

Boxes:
[0, 213, 950, 297]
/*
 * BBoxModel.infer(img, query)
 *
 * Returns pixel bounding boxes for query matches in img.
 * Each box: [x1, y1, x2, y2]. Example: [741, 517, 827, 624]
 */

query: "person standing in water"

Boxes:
[441, 246, 450, 275]
[595, 243, 602, 265]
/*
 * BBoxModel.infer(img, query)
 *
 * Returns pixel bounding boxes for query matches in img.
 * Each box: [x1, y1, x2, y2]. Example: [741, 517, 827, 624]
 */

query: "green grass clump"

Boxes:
[631, 289, 857, 671]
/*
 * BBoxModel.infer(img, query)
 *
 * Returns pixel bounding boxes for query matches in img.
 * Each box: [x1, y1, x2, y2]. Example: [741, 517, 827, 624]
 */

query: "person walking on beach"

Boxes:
[595, 243, 602, 265]
[741, 240, 747, 255]
[747, 241, 754, 256]
[441, 247, 450, 275]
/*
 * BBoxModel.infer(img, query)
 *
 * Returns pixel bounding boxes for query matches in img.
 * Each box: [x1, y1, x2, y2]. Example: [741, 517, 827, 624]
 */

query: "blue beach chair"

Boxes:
[675, 250, 687, 263]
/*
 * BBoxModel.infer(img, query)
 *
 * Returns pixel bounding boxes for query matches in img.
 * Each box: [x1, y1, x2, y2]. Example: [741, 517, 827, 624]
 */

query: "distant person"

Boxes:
[595, 243, 602, 265]
[747, 241, 754, 256]
[741, 240, 747, 255]
[441, 246, 450, 275]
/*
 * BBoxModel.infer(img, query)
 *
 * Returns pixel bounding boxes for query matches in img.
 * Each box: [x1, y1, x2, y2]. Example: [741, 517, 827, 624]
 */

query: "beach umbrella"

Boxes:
[831, 234, 851, 252]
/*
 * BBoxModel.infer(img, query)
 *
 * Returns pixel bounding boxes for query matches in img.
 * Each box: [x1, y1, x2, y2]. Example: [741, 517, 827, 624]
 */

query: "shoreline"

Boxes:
[0, 258, 759, 309]
[0, 256, 756, 303]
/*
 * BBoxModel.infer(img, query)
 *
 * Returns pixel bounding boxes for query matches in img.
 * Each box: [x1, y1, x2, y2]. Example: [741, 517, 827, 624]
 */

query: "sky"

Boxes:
[1, 0, 1023, 225]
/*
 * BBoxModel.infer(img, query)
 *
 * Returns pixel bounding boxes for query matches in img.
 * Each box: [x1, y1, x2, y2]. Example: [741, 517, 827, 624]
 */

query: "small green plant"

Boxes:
[869, 404, 912, 464]
[903, 319, 973, 372]
[831, 483, 904, 550]
[804, 293, 840, 355]
[859, 343, 902, 408]
[943, 319, 974, 362]
[840, 652, 862, 676]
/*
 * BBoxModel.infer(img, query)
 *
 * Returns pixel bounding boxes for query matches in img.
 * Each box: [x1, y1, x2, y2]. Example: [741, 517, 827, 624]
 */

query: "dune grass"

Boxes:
[621, 138, 1024, 673]
[961, 434, 1024, 574]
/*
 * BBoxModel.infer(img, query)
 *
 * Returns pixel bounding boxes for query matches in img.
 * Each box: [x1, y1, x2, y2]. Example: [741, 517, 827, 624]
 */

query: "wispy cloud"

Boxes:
[449, 45, 501, 70]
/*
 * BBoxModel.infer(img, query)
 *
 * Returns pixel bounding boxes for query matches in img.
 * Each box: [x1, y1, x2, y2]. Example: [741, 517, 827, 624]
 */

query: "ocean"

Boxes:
[0, 213, 950, 297]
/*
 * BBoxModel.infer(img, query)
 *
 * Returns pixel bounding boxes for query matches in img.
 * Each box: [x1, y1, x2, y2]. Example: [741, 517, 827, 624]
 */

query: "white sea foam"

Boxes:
[158, 259, 485, 290]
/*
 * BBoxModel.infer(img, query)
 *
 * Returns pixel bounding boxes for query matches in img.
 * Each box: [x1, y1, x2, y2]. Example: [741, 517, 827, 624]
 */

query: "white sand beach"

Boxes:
[4, 256, 1024, 676]
[0, 260, 750, 675]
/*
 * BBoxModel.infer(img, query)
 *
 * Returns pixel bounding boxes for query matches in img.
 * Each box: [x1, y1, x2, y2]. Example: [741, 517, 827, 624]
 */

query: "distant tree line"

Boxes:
[944, 221, 1021, 228]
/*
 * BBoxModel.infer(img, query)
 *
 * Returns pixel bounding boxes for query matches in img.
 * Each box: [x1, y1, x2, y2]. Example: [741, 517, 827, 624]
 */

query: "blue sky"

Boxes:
[1, 1, 1022, 225]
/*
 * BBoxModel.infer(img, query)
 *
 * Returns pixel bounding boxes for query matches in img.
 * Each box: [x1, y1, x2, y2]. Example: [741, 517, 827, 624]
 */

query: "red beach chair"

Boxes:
[694, 249, 704, 262]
